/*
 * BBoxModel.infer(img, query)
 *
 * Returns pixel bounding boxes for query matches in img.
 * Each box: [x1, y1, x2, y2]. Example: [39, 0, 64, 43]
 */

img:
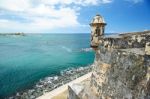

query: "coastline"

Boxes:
[8, 66, 92, 99]
[37, 72, 92, 99]
[0, 32, 25, 36]
[0, 34, 94, 99]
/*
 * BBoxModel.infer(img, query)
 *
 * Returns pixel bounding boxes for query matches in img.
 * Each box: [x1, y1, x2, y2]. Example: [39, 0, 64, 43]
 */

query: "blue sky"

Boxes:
[0, 0, 149, 33]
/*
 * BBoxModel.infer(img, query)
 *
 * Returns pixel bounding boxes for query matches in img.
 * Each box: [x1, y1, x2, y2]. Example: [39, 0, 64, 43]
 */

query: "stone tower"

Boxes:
[90, 14, 106, 48]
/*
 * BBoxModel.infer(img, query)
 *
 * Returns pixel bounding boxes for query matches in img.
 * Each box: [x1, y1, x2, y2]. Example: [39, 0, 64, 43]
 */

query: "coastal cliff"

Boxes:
[68, 30, 150, 99]
[68, 14, 150, 99]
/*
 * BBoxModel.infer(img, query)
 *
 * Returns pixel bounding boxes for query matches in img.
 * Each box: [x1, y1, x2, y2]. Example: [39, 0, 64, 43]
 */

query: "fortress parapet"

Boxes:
[68, 14, 150, 99]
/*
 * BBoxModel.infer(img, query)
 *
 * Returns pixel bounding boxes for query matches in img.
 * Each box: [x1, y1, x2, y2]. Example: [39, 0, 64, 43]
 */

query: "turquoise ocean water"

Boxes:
[0, 34, 94, 98]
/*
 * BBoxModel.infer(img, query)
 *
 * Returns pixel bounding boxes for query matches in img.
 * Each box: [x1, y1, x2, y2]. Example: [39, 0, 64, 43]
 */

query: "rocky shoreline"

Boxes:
[8, 65, 92, 99]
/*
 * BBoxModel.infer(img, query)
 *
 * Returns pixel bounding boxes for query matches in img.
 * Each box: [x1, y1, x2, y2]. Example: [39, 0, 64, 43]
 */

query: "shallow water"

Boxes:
[0, 34, 94, 98]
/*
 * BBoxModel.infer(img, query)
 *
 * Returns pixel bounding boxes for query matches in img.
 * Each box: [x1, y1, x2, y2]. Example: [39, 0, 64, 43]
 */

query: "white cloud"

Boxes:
[0, 0, 31, 12]
[0, 0, 112, 32]
[40, 0, 112, 6]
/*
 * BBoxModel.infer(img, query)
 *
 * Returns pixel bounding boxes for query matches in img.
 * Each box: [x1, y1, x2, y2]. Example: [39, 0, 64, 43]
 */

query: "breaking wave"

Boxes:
[80, 48, 93, 52]
[61, 46, 72, 52]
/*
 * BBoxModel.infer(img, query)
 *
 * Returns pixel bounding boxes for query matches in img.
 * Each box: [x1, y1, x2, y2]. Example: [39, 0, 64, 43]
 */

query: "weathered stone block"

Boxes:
[145, 42, 150, 55]
[68, 84, 84, 99]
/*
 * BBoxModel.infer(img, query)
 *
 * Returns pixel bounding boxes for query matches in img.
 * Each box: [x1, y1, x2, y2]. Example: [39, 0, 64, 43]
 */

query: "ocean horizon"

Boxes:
[0, 33, 94, 98]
